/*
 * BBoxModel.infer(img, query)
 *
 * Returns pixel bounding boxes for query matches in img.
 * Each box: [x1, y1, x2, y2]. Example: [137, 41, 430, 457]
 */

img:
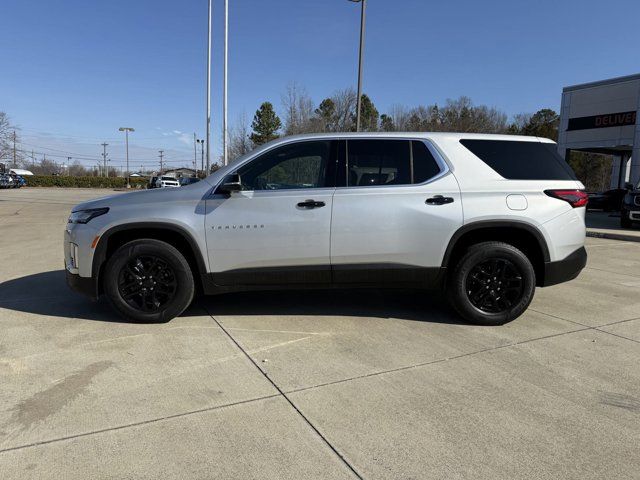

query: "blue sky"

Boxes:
[0, 0, 637, 169]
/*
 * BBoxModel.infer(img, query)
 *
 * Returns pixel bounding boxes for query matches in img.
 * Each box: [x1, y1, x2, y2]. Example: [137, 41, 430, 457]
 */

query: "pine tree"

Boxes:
[380, 114, 395, 132]
[250, 102, 282, 145]
[352, 94, 379, 132]
[314, 98, 337, 132]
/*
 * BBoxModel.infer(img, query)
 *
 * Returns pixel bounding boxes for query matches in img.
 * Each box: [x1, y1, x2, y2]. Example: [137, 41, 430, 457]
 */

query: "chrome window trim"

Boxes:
[211, 138, 335, 195]
[336, 137, 451, 191]
[210, 136, 452, 196]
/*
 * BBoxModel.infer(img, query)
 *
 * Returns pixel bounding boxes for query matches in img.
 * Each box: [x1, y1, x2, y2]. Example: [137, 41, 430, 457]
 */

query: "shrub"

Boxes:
[24, 176, 149, 189]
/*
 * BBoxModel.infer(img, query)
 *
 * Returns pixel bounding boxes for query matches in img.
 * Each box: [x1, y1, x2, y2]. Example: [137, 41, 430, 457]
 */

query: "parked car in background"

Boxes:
[9, 174, 26, 188]
[621, 182, 640, 228]
[65, 133, 587, 326]
[586, 188, 627, 211]
[179, 177, 200, 186]
[155, 176, 180, 188]
[0, 173, 11, 188]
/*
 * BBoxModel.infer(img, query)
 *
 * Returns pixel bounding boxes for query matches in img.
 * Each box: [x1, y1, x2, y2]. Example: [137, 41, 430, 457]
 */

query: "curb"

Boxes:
[587, 230, 640, 243]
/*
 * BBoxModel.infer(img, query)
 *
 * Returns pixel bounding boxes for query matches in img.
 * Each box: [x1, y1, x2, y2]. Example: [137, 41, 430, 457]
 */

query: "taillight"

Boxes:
[544, 189, 588, 208]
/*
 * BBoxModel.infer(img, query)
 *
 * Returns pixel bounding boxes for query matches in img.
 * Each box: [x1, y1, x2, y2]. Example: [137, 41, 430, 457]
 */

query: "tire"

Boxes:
[621, 210, 632, 228]
[446, 241, 536, 326]
[103, 239, 195, 322]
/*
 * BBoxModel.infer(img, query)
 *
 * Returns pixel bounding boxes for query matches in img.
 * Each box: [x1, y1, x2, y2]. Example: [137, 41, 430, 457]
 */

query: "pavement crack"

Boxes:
[286, 325, 592, 396]
[204, 307, 364, 480]
[0, 394, 280, 455]
[593, 328, 640, 345]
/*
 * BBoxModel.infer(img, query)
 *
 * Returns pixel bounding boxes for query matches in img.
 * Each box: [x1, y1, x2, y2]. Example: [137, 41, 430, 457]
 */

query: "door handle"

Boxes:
[297, 199, 326, 209]
[426, 195, 454, 205]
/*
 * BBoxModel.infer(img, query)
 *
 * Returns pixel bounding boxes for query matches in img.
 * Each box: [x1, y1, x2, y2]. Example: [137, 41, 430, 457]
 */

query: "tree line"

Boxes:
[1, 86, 613, 190]
[230, 84, 611, 190]
[230, 84, 563, 158]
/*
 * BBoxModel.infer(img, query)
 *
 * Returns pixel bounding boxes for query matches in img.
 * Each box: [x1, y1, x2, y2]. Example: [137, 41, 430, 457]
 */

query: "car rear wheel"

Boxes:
[103, 239, 195, 322]
[447, 241, 536, 326]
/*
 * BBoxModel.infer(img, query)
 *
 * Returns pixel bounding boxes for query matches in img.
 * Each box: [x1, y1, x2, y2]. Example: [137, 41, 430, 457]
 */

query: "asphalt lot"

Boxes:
[1, 187, 639, 480]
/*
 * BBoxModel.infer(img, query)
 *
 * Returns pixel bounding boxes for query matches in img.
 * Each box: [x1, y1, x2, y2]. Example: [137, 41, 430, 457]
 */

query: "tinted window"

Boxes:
[460, 139, 577, 180]
[239, 141, 332, 190]
[412, 141, 441, 183]
[347, 140, 411, 186]
[346, 139, 441, 186]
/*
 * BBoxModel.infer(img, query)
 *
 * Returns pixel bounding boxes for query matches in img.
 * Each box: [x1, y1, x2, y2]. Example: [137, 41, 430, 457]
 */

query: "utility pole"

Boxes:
[12, 131, 17, 167]
[118, 127, 134, 188]
[223, 0, 229, 166]
[67, 157, 72, 175]
[101, 143, 109, 178]
[159, 150, 164, 173]
[206, 0, 212, 174]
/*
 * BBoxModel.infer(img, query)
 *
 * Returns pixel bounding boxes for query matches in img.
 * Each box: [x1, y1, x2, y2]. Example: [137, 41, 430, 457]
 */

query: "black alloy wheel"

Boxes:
[465, 258, 524, 314]
[118, 254, 178, 313]
[104, 239, 195, 323]
[446, 241, 535, 326]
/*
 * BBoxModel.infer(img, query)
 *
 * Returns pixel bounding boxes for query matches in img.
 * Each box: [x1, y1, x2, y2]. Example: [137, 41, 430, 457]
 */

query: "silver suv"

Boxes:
[65, 133, 587, 325]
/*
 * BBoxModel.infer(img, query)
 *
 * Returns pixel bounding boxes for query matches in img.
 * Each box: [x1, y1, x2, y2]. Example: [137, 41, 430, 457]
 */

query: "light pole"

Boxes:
[197, 139, 205, 175]
[349, 0, 366, 132]
[206, 0, 212, 174]
[118, 127, 134, 188]
[223, 0, 229, 166]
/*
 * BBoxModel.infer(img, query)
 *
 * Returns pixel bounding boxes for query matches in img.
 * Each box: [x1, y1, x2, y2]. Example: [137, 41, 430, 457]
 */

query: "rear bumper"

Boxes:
[542, 247, 587, 287]
[66, 269, 97, 300]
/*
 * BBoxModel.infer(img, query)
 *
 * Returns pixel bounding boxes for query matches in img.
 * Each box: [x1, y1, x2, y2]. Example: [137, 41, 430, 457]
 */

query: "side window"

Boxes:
[238, 141, 332, 190]
[347, 140, 411, 186]
[345, 139, 441, 186]
[412, 141, 442, 183]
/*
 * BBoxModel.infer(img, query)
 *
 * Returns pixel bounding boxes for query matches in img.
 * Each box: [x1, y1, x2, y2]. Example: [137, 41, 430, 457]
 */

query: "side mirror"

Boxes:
[624, 182, 634, 191]
[218, 173, 242, 194]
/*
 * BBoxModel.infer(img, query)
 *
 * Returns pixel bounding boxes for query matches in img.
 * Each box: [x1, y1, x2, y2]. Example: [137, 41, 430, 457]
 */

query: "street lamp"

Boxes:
[206, 0, 212, 175]
[349, 0, 366, 132]
[196, 139, 205, 175]
[118, 127, 134, 188]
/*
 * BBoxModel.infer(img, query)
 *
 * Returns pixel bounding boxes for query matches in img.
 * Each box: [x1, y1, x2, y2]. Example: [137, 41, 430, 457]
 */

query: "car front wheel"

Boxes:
[103, 239, 195, 322]
[447, 241, 536, 326]
[621, 210, 632, 228]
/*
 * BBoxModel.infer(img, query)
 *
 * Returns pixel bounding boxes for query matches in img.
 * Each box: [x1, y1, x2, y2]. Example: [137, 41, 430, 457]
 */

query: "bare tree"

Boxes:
[0, 112, 23, 165]
[388, 104, 411, 131]
[331, 87, 357, 132]
[228, 112, 254, 162]
[508, 113, 532, 134]
[282, 83, 315, 135]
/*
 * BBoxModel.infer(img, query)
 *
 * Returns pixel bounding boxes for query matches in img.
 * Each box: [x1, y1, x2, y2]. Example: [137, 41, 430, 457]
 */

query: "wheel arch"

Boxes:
[93, 222, 207, 295]
[442, 221, 550, 286]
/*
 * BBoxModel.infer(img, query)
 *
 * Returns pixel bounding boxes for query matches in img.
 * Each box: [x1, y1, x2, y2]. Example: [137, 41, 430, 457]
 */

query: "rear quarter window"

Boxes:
[460, 139, 577, 181]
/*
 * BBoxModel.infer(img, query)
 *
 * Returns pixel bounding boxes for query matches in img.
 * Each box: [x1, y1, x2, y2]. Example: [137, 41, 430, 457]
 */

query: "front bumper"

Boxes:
[542, 247, 587, 287]
[66, 269, 97, 300]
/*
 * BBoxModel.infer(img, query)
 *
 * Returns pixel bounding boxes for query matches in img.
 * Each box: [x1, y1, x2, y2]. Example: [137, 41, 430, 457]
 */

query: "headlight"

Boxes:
[68, 207, 109, 224]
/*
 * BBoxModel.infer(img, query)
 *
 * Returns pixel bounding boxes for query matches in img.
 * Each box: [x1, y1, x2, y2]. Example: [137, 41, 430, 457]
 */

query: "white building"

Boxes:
[558, 73, 640, 188]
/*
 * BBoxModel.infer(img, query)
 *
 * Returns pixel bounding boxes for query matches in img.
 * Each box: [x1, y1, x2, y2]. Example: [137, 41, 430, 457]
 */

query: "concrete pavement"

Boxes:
[1, 188, 639, 479]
